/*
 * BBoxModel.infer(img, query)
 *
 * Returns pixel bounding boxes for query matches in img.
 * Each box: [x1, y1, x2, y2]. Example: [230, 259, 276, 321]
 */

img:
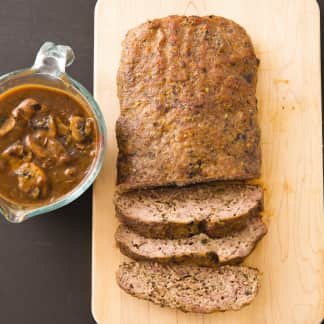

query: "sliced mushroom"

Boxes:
[15, 162, 48, 199]
[0, 116, 16, 137]
[70, 116, 86, 142]
[29, 115, 57, 137]
[25, 132, 70, 166]
[84, 118, 94, 137]
[32, 131, 48, 146]
[47, 115, 57, 137]
[55, 116, 72, 146]
[2, 141, 31, 160]
[55, 117, 69, 136]
[12, 98, 41, 120]
[25, 134, 48, 159]
[70, 116, 94, 142]
[2, 141, 32, 169]
[46, 138, 70, 164]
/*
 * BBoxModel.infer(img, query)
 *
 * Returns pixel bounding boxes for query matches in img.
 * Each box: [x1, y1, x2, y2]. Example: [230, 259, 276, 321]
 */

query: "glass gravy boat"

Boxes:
[0, 42, 106, 223]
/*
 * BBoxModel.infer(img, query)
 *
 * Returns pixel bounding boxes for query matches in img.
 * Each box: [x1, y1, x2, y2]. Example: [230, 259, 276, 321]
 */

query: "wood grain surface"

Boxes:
[92, 1, 324, 323]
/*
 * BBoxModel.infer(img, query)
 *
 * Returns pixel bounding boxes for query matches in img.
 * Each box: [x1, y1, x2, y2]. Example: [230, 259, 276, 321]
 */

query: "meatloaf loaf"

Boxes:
[117, 261, 260, 313]
[115, 215, 267, 266]
[116, 15, 261, 190]
[115, 183, 263, 239]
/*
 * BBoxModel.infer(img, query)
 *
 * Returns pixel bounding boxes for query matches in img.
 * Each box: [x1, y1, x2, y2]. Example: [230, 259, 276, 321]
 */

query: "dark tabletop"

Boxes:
[0, 0, 96, 323]
[0, 1, 322, 324]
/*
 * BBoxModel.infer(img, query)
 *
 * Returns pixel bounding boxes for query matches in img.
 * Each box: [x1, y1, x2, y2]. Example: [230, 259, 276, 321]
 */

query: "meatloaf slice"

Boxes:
[115, 215, 267, 266]
[117, 15, 261, 190]
[117, 261, 260, 313]
[115, 183, 263, 239]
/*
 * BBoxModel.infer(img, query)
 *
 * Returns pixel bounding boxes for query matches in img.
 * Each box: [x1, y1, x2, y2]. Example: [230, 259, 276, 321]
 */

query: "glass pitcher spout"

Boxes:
[32, 42, 75, 77]
[0, 198, 30, 223]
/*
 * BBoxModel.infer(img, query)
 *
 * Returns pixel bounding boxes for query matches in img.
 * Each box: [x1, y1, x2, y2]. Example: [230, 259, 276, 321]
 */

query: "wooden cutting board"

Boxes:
[92, 0, 324, 323]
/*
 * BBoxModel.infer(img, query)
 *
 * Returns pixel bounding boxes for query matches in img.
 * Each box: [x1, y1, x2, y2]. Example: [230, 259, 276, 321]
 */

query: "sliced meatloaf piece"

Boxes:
[117, 261, 260, 313]
[116, 15, 261, 191]
[115, 183, 263, 239]
[115, 215, 267, 266]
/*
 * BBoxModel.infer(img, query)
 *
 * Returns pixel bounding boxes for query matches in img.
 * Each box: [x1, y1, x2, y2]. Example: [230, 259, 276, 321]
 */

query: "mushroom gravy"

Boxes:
[0, 84, 98, 205]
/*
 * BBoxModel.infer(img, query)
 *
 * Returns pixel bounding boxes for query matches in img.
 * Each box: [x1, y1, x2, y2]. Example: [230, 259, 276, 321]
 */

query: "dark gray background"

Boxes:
[0, 0, 96, 323]
[0, 1, 322, 324]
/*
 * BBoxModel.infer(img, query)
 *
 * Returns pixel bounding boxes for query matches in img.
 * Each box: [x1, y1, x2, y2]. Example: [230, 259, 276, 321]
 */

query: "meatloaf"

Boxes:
[115, 183, 263, 239]
[116, 15, 261, 190]
[117, 261, 260, 313]
[115, 215, 267, 266]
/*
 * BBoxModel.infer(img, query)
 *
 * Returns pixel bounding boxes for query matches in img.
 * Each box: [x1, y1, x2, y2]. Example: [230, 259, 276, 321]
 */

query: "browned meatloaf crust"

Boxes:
[115, 215, 267, 266]
[117, 261, 260, 313]
[114, 183, 263, 239]
[116, 15, 261, 190]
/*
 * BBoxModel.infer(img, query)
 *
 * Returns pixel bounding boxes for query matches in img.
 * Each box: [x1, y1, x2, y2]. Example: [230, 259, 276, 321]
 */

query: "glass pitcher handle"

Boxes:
[32, 41, 75, 77]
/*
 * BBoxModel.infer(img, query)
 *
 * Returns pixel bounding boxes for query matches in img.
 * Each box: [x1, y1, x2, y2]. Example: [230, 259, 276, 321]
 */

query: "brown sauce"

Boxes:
[0, 84, 97, 205]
